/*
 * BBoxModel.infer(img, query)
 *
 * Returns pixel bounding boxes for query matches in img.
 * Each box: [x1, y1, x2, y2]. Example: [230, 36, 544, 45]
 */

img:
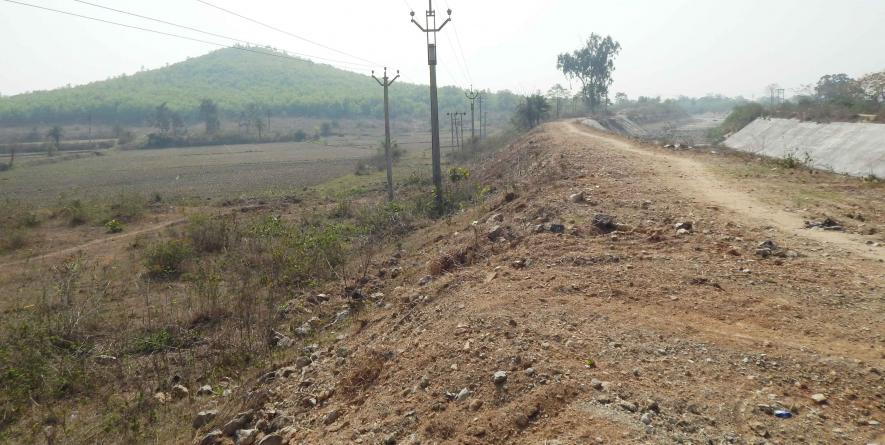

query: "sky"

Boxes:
[1, 0, 883, 99]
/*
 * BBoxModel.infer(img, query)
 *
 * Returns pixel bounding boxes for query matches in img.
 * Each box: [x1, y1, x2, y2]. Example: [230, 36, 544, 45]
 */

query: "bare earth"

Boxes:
[218, 121, 885, 445]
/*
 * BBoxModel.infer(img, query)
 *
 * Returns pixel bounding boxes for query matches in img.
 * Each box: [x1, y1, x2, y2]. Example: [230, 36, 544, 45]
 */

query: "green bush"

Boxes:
[0, 321, 91, 429]
[105, 219, 124, 233]
[143, 239, 192, 278]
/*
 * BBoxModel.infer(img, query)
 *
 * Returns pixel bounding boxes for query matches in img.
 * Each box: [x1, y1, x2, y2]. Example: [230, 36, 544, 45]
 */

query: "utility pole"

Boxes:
[446, 112, 454, 148]
[373, 67, 400, 201]
[411, 1, 451, 209]
[477, 93, 483, 140]
[465, 86, 479, 143]
[458, 112, 466, 152]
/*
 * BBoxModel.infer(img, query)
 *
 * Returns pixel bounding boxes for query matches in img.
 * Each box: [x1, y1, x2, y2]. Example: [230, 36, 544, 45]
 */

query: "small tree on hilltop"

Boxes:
[557, 34, 622, 112]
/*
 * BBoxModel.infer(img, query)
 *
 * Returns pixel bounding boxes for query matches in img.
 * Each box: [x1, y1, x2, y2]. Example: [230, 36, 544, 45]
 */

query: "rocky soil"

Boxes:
[191, 122, 884, 445]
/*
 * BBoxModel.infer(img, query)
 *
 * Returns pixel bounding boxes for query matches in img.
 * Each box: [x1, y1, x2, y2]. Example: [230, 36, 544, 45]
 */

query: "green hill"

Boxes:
[0, 47, 521, 126]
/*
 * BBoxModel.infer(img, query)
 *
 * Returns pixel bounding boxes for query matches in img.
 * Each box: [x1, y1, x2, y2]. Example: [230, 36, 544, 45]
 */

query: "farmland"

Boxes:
[0, 129, 438, 205]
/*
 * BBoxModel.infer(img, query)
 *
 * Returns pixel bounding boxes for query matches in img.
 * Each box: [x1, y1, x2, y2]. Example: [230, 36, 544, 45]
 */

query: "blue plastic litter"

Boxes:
[774, 410, 793, 419]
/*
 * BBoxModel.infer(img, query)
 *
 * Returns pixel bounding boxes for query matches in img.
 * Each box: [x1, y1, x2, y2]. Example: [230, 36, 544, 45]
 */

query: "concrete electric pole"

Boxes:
[372, 67, 400, 201]
[411, 1, 451, 209]
[465, 87, 479, 143]
[446, 112, 454, 148]
[477, 93, 483, 140]
[457, 112, 466, 152]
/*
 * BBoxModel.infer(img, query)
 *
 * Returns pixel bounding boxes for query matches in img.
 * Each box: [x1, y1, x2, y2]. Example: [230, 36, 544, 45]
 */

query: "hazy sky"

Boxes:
[1, 0, 883, 99]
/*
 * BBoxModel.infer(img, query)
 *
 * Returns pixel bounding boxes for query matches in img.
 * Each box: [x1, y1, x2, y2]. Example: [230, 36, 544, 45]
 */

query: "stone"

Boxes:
[455, 388, 472, 402]
[171, 384, 189, 400]
[468, 399, 483, 411]
[590, 379, 603, 390]
[222, 412, 254, 436]
[418, 275, 432, 286]
[569, 191, 585, 203]
[193, 410, 218, 429]
[674, 222, 693, 232]
[153, 392, 170, 404]
[548, 224, 566, 234]
[487, 225, 505, 240]
[525, 367, 536, 377]
[94, 355, 117, 365]
[493, 371, 508, 385]
[487, 213, 504, 223]
[197, 385, 213, 396]
[619, 401, 638, 413]
[256, 434, 283, 445]
[323, 409, 342, 425]
[418, 375, 430, 390]
[199, 430, 223, 445]
[592, 214, 617, 233]
[676, 228, 690, 236]
[810, 393, 827, 404]
[640, 413, 653, 425]
[295, 356, 312, 368]
[235, 428, 259, 445]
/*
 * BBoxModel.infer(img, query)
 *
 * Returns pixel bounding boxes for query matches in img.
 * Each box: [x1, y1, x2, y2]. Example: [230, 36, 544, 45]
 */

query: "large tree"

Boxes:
[557, 34, 621, 111]
[858, 70, 885, 105]
[815, 74, 863, 106]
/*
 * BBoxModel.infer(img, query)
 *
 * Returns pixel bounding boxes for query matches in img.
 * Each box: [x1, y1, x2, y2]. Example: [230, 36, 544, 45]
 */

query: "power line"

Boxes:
[70, 0, 372, 68]
[443, 0, 473, 84]
[196, 0, 380, 67]
[1, 0, 371, 69]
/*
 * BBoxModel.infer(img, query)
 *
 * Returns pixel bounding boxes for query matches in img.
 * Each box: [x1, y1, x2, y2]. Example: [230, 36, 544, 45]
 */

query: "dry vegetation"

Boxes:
[0, 131, 506, 443]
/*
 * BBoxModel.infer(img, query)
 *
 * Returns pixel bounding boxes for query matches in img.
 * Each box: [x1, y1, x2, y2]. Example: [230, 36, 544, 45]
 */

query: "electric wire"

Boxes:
[196, 0, 381, 67]
[69, 0, 372, 68]
[442, 0, 473, 85]
[1, 0, 373, 70]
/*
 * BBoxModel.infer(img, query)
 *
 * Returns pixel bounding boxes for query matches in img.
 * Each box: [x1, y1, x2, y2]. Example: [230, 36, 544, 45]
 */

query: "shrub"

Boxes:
[187, 214, 233, 253]
[709, 103, 764, 143]
[0, 230, 26, 252]
[57, 199, 90, 226]
[106, 192, 147, 223]
[293, 130, 307, 142]
[105, 219, 124, 234]
[143, 239, 192, 278]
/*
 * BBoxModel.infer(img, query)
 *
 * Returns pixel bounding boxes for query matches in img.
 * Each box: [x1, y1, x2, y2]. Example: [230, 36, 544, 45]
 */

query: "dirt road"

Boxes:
[565, 122, 885, 263]
[201, 122, 884, 444]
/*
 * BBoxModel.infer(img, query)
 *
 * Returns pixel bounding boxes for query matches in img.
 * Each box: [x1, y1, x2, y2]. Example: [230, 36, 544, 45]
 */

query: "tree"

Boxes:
[513, 94, 550, 129]
[254, 115, 266, 141]
[46, 126, 63, 156]
[858, 71, 885, 105]
[557, 34, 622, 111]
[547, 84, 570, 118]
[815, 74, 863, 106]
[199, 99, 221, 135]
[148, 103, 173, 134]
[614, 92, 629, 106]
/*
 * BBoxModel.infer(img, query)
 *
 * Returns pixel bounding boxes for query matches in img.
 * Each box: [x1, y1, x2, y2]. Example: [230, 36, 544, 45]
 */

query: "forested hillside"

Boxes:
[0, 47, 522, 126]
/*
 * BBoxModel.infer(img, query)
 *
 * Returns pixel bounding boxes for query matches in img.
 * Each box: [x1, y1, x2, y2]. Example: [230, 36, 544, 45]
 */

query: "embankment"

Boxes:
[725, 118, 885, 177]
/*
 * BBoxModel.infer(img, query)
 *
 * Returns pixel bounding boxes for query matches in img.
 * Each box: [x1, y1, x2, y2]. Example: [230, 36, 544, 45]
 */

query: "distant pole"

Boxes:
[266, 109, 271, 135]
[447, 112, 454, 148]
[477, 93, 483, 139]
[373, 67, 401, 201]
[411, 1, 451, 209]
[9, 148, 14, 168]
[465, 86, 479, 143]
[458, 112, 466, 152]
